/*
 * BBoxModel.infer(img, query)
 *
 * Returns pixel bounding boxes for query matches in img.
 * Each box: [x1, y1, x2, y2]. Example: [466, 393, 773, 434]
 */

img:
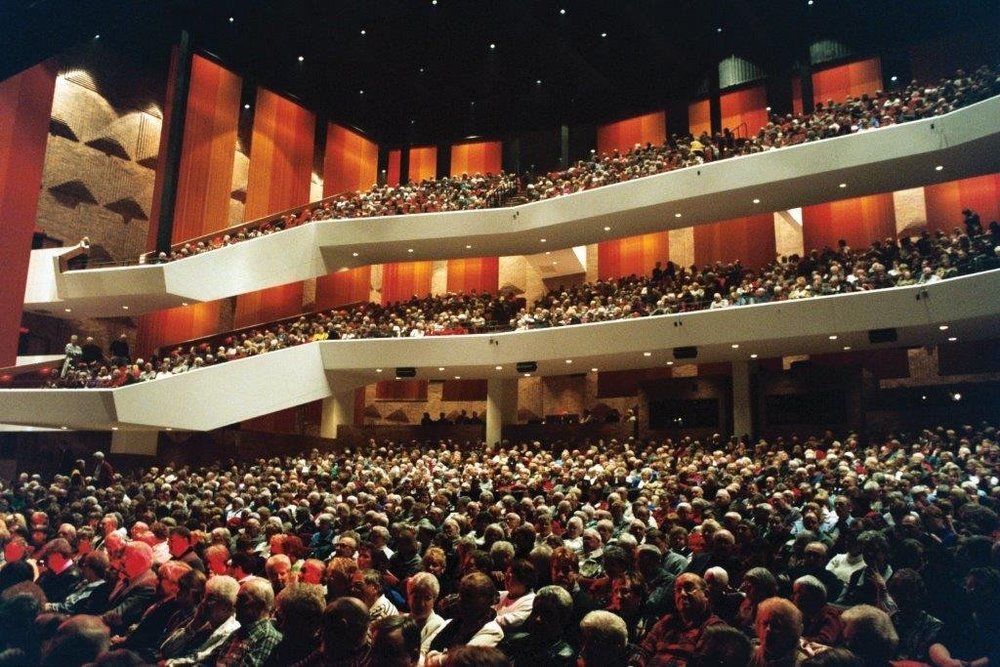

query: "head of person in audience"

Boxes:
[370, 615, 421, 667]
[350, 568, 383, 609]
[41, 615, 110, 667]
[121, 541, 153, 580]
[674, 573, 712, 626]
[459, 572, 498, 623]
[273, 583, 326, 643]
[525, 585, 573, 646]
[407, 572, 440, 624]
[235, 577, 275, 627]
[321, 596, 370, 656]
[840, 604, 899, 667]
[579, 610, 628, 667]
[689, 624, 753, 667]
[201, 574, 239, 628]
[265, 553, 292, 594]
[756, 597, 803, 665]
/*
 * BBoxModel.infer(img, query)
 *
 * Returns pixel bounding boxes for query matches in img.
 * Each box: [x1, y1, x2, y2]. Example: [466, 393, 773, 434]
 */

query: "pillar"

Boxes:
[486, 378, 518, 446]
[110, 431, 158, 457]
[731, 360, 754, 439]
[320, 389, 356, 439]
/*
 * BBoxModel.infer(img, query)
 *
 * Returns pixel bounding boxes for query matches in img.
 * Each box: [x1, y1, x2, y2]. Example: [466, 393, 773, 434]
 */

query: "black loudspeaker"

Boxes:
[516, 361, 537, 373]
[673, 346, 698, 359]
[868, 328, 898, 344]
[395, 367, 416, 378]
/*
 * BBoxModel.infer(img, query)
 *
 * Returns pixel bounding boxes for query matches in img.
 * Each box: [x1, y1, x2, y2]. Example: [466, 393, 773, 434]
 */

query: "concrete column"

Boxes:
[731, 360, 754, 439]
[110, 430, 158, 457]
[486, 377, 518, 446]
[320, 389, 356, 439]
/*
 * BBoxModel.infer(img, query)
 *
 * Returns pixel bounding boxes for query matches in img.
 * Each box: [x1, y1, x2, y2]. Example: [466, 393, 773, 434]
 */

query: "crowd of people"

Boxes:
[106, 64, 1000, 267]
[45, 217, 1000, 390]
[0, 421, 997, 666]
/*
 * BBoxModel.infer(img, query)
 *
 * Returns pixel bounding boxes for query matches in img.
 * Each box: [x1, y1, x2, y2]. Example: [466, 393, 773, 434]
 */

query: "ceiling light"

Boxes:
[376, 368, 383, 373]
[536, 79, 542, 85]
[935, 165, 944, 171]
[64, 308, 72, 313]
[807, 0, 814, 4]
[111, 427, 119, 431]
[838, 182, 847, 188]
[601, 32, 607, 38]
[643, 352, 652, 357]
[359, 90, 364, 95]
[298, 55, 304, 62]
[545, 251, 551, 255]
[591, 367, 598, 372]
[750, 353, 758, 359]
[565, 359, 573, 364]
[495, 366, 503, 371]
[731, 343, 740, 349]
[465, 244, 472, 249]
[93, 34, 100, 39]
[603, 226, 611, 231]
[432, 0, 437, 4]
[244, 103, 250, 110]
[122, 305, 129, 310]
[540, 238, 547, 243]
[61, 426, 68, 430]
[360, 29, 366, 35]
[552, 261, 557, 265]
[228, 17, 234, 23]
[454, 376, 461, 379]
[419, 67, 425, 73]
[489, 43, 496, 50]
[939, 324, 949, 330]
[952, 392, 962, 401]
[352, 252, 359, 257]
[560, 8, 566, 15]
[181, 302, 189, 307]
[948, 336, 957, 342]
[766, 106, 772, 111]
[752, 198, 760, 204]
[667, 361, 674, 366]
[843, 345, 852, 350]
[407, 248, 414, 253]
[890, 75, 898, 82]
[438, 367, 445, 371]
[921, 395, 927, 400]
[829, 335, 838, 340]
[716, 27, 723, 33]
[523, 373, 531, 377]
[674, 212, 682, 218]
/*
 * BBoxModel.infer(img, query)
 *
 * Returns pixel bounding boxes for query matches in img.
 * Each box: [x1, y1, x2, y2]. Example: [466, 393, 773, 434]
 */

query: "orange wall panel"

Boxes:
[381, 261, 433, 304]
[802, 193, 897, 252]
[408, 145, 437, 182]
[137, 301, 223, 358]
[812, 58, 882, 105]
[688, 99, 711, 137]
[720, 86, 768, 138]
[324, 123, 378, 196]
[597, 111, 666, 155]
[598, 232, 669, 280]
[693, 213, 777, 271]
[387, 149, 401, 186]
[450, 141, 502, 176]
[924, 173, 1000, 234]
[791, 77, 803, 116]
[376, 381, 429, 401]
[315, 266, 372, 311]
[235, 89, 315, 328]
[447, 257, 499, 294]
[0, 60, 57, 366]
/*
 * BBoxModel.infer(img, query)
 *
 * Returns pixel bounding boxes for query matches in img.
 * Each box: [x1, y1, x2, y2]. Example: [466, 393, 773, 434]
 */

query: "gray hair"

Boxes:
[580, 610, 628, 647]
[205, 574, 240, 604]
[534, 585, 573, 628]
[408, 571, 440, 598]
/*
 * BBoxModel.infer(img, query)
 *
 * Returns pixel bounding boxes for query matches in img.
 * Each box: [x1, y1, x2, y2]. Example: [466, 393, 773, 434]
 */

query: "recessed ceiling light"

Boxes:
[407, 248, 414, 253]
[298, 55, 304, 62]
[432, 0, 437, 4]
[489, 43, 496, 50]
[643, 352, 652, 357]
[560, 8, 566, 14]
[565, 359, 573, 364]
[181, 302, 189, 307]
[731, 343, 740, 349]
[674, 213, 682, 218]
[454, 376, 461, 380]
[122, 305, 129, 310]
[495, 366, 503, 371]
[93, 34, 100, 39]
[935, 165, 944, 171]
[838, 183, 847, 188]
[752, 198, 761, 204]
[601, 32, 607, 38]
[360, 29, 366, 35]
[228, 17, 234, 23]
[666, 361, 674, 366]
[766, 106, 772, 111]
[938, 324, 949, 330]
[111, 427, 119, 431]
[244, 103, 250, 109]
[165, 428, 172, 431]
[359, 90, 364, 95]
[829, 335, 838, 340]
[64, 308, 72, 313]
[536, 79, 542, 85]
[843, 346, 852, 350]
[921, 395, 927, 400]
[376, 368, 383, 373]
[890, 75, 898, 82]
[591, 367, 598, 372]
[523, 373, 531, 377]
[552, 261, 557, 265]
[352, 252, 359, 257]
[750, 353, 758, 359]
[438, 367, 445, 371]
[465, 244, 472, 249]
[540, 238, 546, 243]
[807, 0, 813, 4]
[716, 27, 722, 33]
[545, 251, 551, 255]
[603, 226, 611, 231]
[948, 336, 957, 342]
[60, 426, 68, 430]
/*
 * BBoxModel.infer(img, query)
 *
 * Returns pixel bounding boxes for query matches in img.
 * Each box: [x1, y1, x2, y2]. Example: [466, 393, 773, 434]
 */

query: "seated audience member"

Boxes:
[500, 584, 576, 667]
[297, 596, 372, 666]
[634, 573, 725, 667]
[114, 559, 191, 660]
[550, 546, 600, 648]
[0, 591, 44, 664]
[579, 610, 629, 667]
[160, 574, 239, 666]
[885, 568, 941, 662]
[792, 575, 842, 646]
[264, 554, 292, 595]
[41, 614, 110, 667]
[426, 572, 504, 665]
[737, 567, 778, 635]
[928, 566, 1000, 667]
[494, 558, 537, 632]
[101, 541, 158, 635]
[263, 583, 326, 666]
[801, 647, 864, 667]
[371, 614, 422, 667]
[442, 645, 512, 666]
[298, 558, 326, 586]
[788, 542, 844, 603]
[752, 596, 810, 667]
[836, 531, 895, 613]
[689, 624, 753, 667]
[840, 604, 898, 667]
[407, 571, 446, 654]
[210, 577, 282, 666]
[169, 527, 205, 574]
[703, 566, 743, 626]
[204, 544, 230, 578]
[36, 538, 82, 604]
[46, 550, 111, 615]
[351, 567, 399, 621]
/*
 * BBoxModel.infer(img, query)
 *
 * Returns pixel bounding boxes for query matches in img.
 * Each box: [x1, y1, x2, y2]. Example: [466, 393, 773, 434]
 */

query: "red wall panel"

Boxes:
[447, 257, 499, 295]
[597, 111, 666, 155]
[323, 123, 378, 196]
[720, 85, 768, 138]
[408, 146, 437, 183]
[598, 232, 669, 280]
[688, 99, 711, 137]
[812, 58, 882, 105]
[375, 381, 429, 401]
[924, 174, 1000, 234]
[139, 302, 223, 357]
[316, 266, 372, 311]
[234, 88, 315, 328]
[386, 149, 401, 186]
[693, 213, 776, 271]
[0, 60, 57, 366]
[381, 261, 433, 305]
[450, 141, 502, 176]
[802, 193, 897, 252]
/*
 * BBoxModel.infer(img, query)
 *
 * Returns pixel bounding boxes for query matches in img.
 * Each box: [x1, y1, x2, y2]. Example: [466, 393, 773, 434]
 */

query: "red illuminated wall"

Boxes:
[924, 174, 1000, 234]
[720, 86, 768, 138]
[447, 257, 499, 294]
[315, 267, 372, 311]
[376, 380, 429, 401]
[693, 213, 777, 270]
[0, 60, 57, 367]
[323, 123, 377, 195]
[812, 58, 882, 105]
[387, 149, 401, 186]
[596, 111, 666, 155]
[138, 55, 241, 357]
[450, 141, 502, 176]
[802, 193, 897, 252]
[381, 261, 433, 304]
[598, 232, 669, 280]
[688, 99, 711, 137]
[408, 146, 437, 182]
[234, 88, 315, 328]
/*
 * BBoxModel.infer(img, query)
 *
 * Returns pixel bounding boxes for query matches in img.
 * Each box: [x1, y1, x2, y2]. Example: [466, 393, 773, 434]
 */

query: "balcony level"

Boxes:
[4, 269, 998, 431]
[22, 96, 1000, 320]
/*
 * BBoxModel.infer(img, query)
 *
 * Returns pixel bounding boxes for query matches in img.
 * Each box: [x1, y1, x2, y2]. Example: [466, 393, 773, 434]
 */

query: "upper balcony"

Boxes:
[22, 95, 1000, 320]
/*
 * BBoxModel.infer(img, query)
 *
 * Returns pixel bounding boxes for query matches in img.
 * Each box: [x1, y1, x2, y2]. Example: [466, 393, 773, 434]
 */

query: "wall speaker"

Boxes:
[673, 346, 698, 359]
[395, 367, 416, 378]
[516, 361, 537, 373]
[868, 328, 898, 344]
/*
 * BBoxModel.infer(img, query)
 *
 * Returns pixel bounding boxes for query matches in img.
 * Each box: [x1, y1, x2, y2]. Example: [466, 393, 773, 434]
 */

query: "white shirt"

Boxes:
[493, 591, 536, 631]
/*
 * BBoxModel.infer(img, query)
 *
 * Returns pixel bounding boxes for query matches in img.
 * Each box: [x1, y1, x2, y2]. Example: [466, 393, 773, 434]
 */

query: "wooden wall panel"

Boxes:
[598, 232, 669, 280]
[923, 174, 1000, 234]
[688, 99, 711, 137]
[802, 193, 897, 252]
[596, 111, 666, 155]
[323, 123, 377, 196]
[442, 379, 488, 401]
[315, 266, 372, 311]
[138, 302, 223, 357]
[234, 88, 314, 328]
[447, 257, 499, 295]
[450, 141, 502, 176]
[386, 149, 401, 186]
[408, 146, 437, 183]
[693, 213, 777, 271]
[720, 85, 768, 139]
[812, 58, 882, 105]
[0, 60, 57, 366]
[376, 381, 429, 401]
[381, 261, 433, 304]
